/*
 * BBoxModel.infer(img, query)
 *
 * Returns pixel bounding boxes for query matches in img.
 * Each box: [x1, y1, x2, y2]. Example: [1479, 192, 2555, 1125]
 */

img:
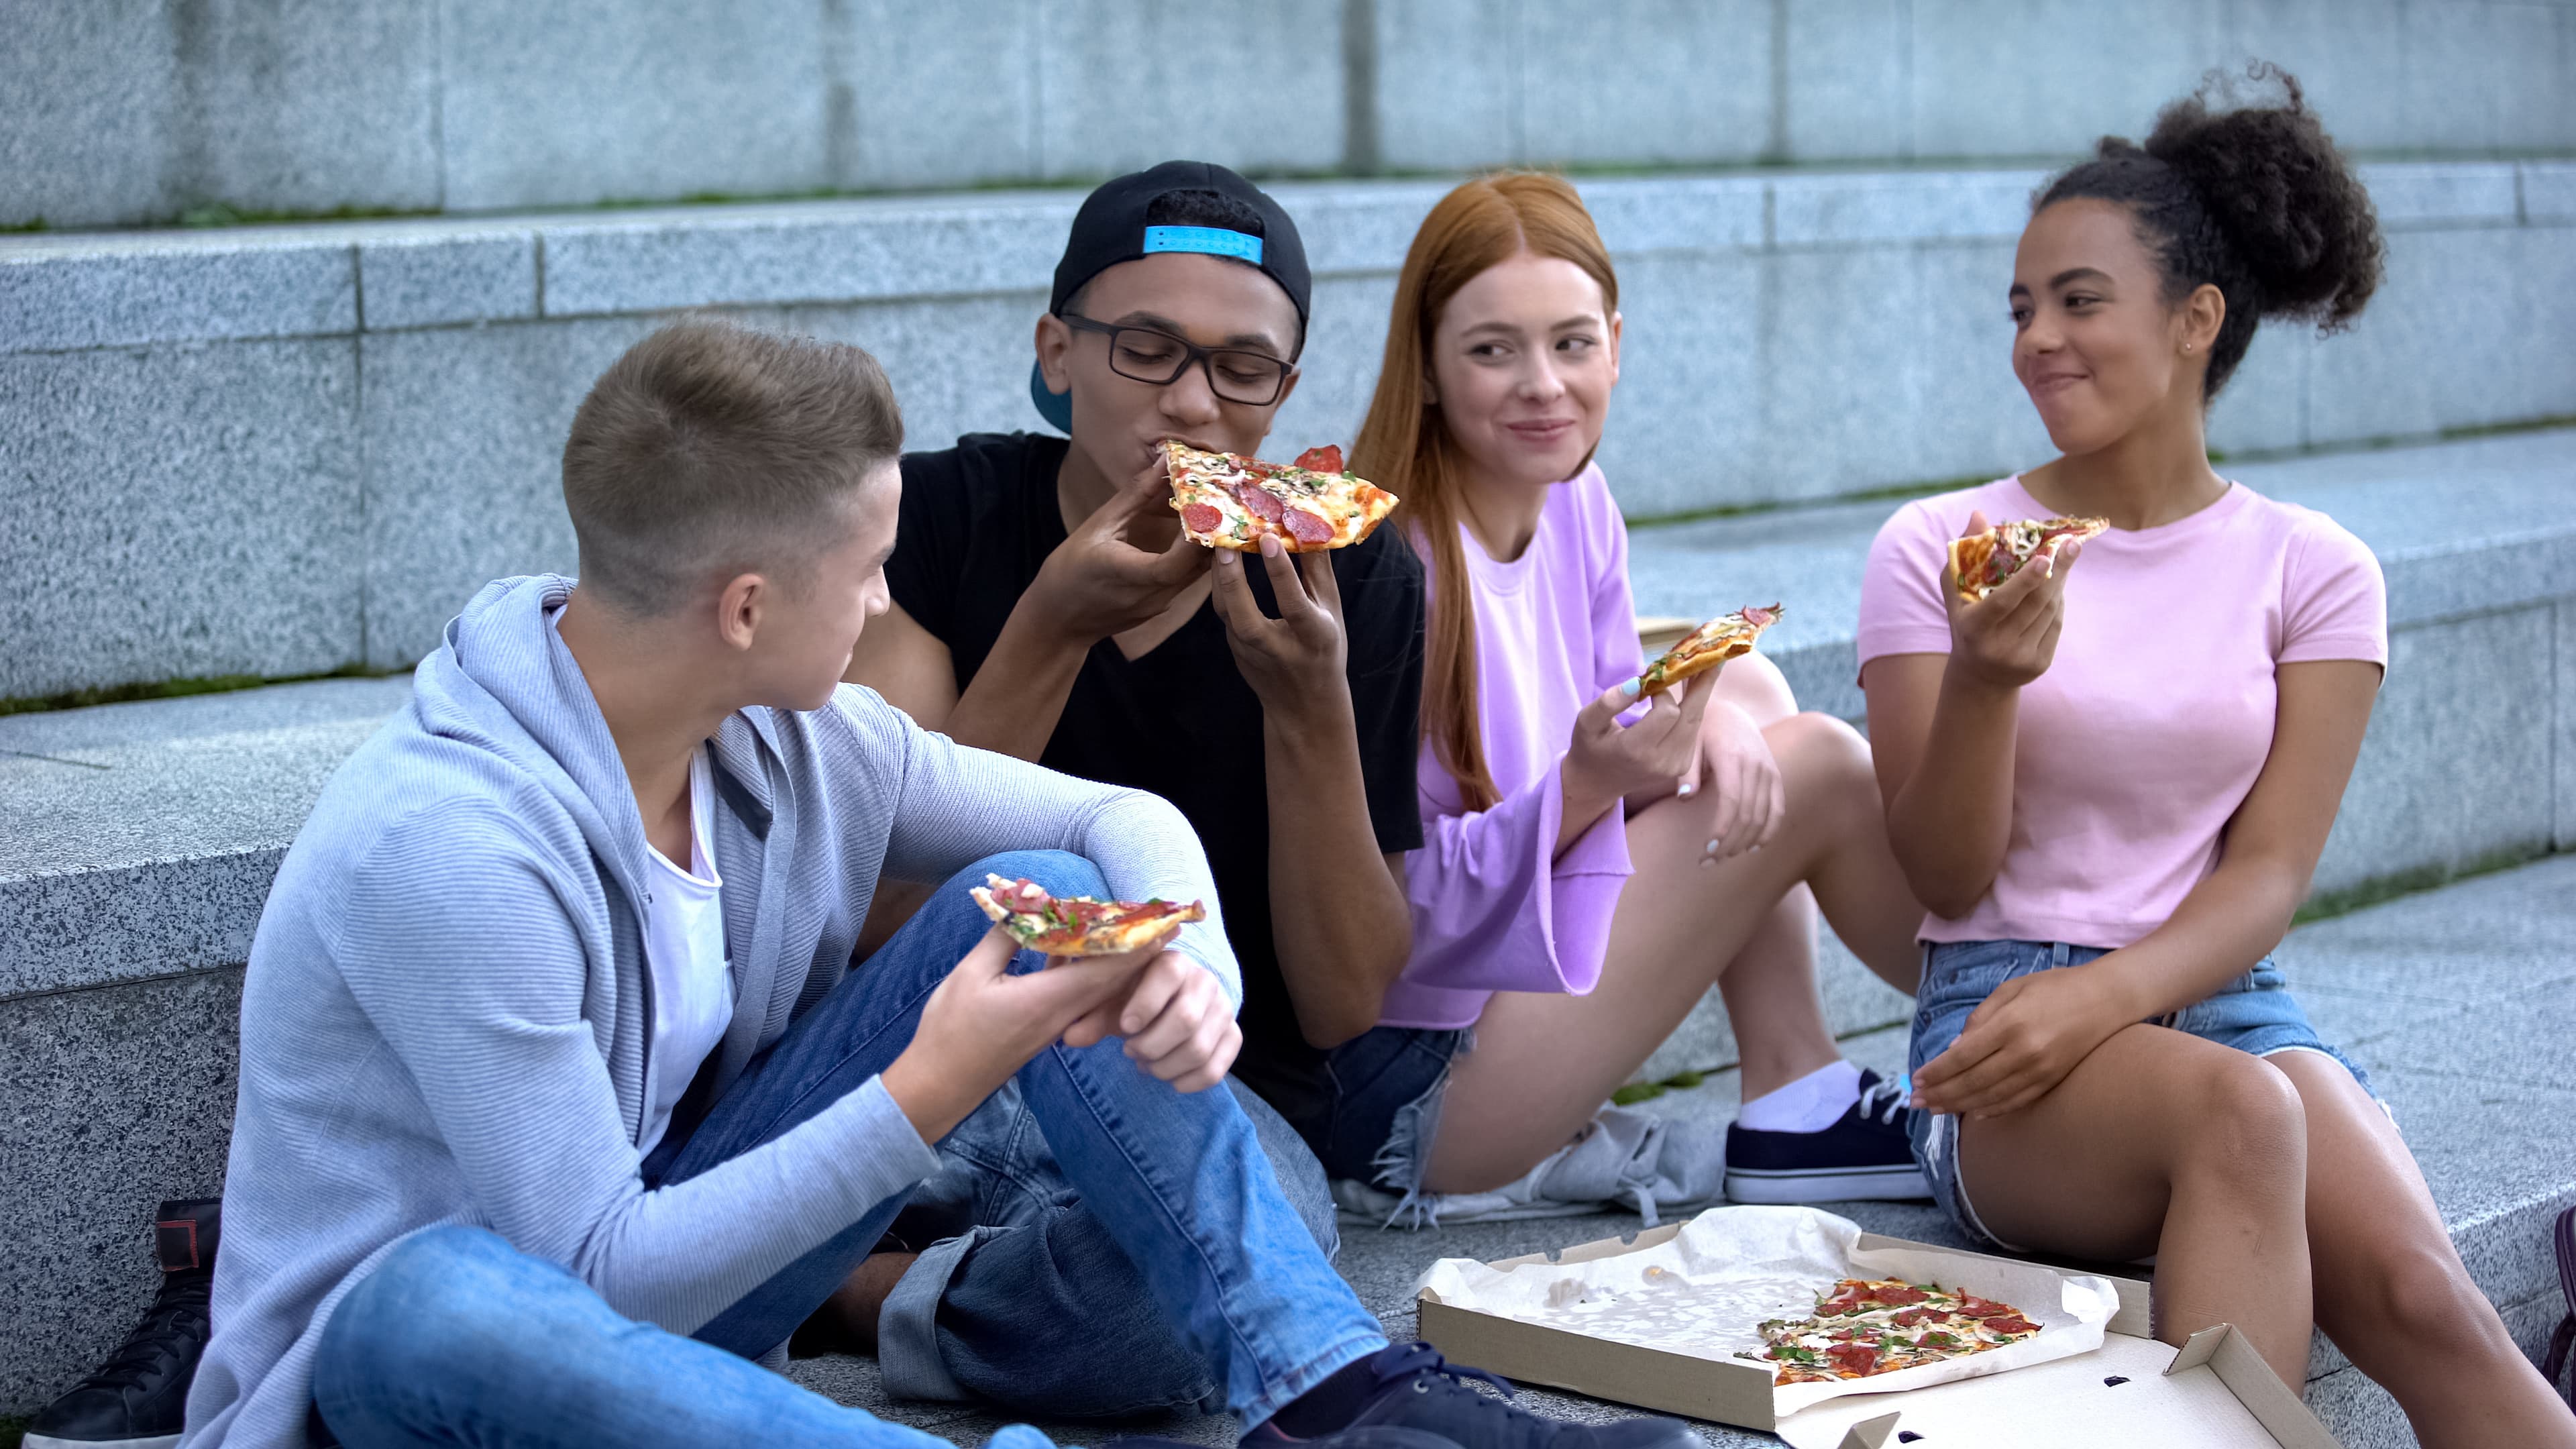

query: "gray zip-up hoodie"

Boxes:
[181, 575, 1235, 1448]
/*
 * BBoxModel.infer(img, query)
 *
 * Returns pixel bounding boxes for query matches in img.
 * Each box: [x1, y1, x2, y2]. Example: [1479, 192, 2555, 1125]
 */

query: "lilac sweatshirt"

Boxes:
[1381, 465, 1644, 1029]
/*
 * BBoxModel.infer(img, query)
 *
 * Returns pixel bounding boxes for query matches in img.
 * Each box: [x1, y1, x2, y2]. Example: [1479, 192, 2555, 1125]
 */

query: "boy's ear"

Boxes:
[716, 573, 767, 652]
[1034, 313, 1074, 393]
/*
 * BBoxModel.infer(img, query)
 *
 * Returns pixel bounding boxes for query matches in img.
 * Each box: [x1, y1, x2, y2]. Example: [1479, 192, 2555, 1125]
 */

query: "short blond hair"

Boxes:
[561, 317, 904, 614]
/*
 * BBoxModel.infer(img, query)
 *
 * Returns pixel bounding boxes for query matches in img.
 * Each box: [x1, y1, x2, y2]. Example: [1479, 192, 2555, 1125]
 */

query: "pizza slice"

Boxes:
[1947, 516, 2109, 603]
[969, 874, 1207, 957]
[1165, 439, 1400, 553]
[1736, 1277, 2041, 1385]
[1635, 604, 1780, 698]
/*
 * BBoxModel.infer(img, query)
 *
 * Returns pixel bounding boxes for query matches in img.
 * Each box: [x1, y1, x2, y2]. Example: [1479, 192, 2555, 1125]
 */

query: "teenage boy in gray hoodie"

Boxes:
[172, 320, 1493, 1449]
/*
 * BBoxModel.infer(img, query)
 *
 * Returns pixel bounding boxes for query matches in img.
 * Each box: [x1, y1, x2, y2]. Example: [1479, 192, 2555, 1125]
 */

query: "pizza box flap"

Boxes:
[1416, 1224, 2333, 1445]
[1790, 1324, 2342, 1449]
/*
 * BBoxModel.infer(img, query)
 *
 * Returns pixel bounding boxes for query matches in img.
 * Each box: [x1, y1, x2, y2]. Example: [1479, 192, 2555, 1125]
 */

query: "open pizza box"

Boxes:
[1413, 1207, 2339, 1448]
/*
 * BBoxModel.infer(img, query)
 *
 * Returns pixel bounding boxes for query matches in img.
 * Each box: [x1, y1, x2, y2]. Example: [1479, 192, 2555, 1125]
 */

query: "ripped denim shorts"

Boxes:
[1274, 1024, 1471, 1218]
[1907, 938, 2376, 1254]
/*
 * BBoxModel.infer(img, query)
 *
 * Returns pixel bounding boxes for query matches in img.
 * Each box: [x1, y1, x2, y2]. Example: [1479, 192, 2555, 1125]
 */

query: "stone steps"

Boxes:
[8, 160, 2574, 702]
[4, 426, 2569, 1428]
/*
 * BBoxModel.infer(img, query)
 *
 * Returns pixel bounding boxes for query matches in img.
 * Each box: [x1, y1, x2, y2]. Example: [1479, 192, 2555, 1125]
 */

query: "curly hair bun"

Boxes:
[2140, 62, 2384, 331]
[2039, 62, 2385, 400]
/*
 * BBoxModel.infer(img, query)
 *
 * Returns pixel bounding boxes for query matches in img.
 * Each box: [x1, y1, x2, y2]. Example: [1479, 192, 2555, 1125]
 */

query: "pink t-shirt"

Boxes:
[1382, 464, 1644, 1030]
[1856, 477, 2387, 949]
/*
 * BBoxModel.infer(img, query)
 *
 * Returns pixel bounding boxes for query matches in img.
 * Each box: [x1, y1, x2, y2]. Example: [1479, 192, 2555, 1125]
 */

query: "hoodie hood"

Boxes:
[409, 574, 656, 913]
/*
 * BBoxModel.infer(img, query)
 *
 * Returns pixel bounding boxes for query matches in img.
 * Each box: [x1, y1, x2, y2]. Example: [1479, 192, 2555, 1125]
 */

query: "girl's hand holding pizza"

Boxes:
[1678, 700, 1784, 861]
[1945, 508, 2084, 690]
[1561, 674, 1716, 831]
[1909, 962, 2137, 1118]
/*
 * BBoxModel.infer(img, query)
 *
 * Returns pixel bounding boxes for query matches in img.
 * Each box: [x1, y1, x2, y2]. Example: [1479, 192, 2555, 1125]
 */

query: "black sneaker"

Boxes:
[26, 1199, 221, 1449]
[1723, 1069, 1929, 1204]
[1240, 1343, 1697, 1449]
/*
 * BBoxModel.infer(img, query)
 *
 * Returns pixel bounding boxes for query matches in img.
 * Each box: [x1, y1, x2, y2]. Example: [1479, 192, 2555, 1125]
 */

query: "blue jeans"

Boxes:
[315, 1226, 1059, 1449]
[1905, 938, 2375, 1254]
[311, 850, 1386, 1445]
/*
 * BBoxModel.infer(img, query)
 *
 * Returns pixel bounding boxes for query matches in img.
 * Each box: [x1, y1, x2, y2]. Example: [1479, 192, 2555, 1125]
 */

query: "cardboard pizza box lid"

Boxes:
[1635, 616, 1697, 656]
[1413, 1224, 2337, 1446]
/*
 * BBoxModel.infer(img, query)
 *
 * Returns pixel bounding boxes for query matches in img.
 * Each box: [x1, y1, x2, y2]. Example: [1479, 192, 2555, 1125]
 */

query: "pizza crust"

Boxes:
[1164, 439, 1399, 553]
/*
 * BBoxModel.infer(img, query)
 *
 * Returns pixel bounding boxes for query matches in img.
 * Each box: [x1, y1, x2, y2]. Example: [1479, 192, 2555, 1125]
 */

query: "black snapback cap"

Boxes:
[1032, 161, 1310, 431]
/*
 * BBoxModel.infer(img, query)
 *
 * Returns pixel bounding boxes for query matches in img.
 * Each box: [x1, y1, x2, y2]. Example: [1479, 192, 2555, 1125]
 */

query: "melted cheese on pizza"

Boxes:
[1165, 440, 1397, 552]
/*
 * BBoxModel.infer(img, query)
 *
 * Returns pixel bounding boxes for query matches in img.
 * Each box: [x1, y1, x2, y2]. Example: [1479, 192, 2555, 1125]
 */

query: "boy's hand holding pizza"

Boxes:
[1023, 454, 1208, 648]
[882, 925, 1165, 1142]
[1943, 508, 2085, 690]
[1208, 532, 1351, 719]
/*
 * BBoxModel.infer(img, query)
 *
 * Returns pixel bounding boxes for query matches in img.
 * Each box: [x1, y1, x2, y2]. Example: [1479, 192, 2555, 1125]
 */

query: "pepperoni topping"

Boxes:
[1230, 481, 1285, 525]
[1284, 506, 1334, 545]
[1959, 1296, 2015, 1318]
[1979, 1315, 2038, 1336]
[1874, 1286, 1929, 1307]
[1181, 502, 1226, 536]
[1739, 604, 1779, 629]
[1889, 1307, 1933, 1326]
[1293, 444, 1345, 473]
[1823, 1342, 1882, 1375]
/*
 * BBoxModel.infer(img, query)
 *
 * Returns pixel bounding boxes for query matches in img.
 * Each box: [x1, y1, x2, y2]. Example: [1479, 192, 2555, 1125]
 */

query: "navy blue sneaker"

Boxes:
[1723, 1069, 1929, 1204]
[1240, 1344, 1697, 1449]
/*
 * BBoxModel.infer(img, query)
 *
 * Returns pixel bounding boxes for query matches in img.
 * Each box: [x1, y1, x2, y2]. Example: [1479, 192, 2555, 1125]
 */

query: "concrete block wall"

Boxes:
[8, 159, 2575, 703]
[8, 0, 2576, 229]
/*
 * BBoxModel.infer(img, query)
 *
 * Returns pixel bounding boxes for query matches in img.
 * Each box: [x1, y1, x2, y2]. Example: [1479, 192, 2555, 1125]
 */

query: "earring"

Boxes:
[2184, 343, 2194, 354]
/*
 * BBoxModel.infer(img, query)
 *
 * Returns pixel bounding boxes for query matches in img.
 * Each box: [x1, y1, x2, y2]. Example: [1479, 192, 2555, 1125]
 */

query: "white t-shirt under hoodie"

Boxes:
[638, 747, 735, 1154]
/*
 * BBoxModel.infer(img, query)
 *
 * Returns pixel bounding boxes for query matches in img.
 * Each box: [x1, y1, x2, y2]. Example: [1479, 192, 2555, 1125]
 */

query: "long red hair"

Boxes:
[1350, 172, 1619, 810]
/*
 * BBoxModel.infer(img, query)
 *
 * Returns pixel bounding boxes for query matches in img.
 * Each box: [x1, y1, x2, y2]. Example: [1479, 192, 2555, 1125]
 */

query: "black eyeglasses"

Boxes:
[1061, 315, 1296, 407]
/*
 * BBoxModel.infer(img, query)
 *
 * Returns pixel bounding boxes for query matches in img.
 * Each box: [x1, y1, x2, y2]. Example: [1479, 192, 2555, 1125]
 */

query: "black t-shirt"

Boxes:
[888, 432, 1426, 1115]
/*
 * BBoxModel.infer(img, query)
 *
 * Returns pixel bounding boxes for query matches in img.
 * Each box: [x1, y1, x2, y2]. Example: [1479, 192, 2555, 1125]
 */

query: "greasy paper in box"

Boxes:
[1414, 1206, 2121, 1416]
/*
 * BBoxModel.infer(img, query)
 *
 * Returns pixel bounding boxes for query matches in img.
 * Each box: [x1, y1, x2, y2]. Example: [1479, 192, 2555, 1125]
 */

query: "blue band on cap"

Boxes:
[1142, 225, 1263, 264]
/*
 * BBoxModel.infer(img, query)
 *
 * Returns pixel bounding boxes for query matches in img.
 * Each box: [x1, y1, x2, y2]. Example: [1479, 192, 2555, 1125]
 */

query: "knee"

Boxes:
[963, 850, 1106, 901]
[1714, 651, 1799, 724]
[321, 1228, 525, 1386]
[1774, 712, 1880, 812]
[2342, 1242, 2508, 1362]
[2175, 1055, 2308, 1193]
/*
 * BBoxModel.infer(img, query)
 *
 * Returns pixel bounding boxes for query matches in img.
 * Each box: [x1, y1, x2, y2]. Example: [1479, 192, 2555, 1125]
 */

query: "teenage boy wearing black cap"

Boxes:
[837, 166, 1689, 1449]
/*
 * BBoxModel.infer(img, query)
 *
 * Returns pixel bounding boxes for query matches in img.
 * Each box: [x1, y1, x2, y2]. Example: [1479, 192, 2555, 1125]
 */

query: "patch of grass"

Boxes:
[0, 661, 389, 717]
[0, 1414, 26, 1448]
[1625, 472, 2008, 531]
[177, 201, 437, 229]
[1609, 1066, 1710, 1106]
[2292, 843, 2557, 926]
[0, 216, 46, 233]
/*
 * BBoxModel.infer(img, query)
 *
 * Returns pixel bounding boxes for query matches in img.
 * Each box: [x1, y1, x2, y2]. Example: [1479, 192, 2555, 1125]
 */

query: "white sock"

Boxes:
[1736, 1059, 1864, 1134]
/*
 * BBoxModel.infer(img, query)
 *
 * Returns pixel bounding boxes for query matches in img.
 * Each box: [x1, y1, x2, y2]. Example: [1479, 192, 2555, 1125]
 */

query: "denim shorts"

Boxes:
[1274, 1024, 1470, 1208]
[1905, 938, 2375, 1254]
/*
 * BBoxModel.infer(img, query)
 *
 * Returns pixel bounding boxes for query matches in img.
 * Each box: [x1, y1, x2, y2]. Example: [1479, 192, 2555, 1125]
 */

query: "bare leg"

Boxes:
[2268, 1052, 2576, 1447]
[1426, 710, 1909, 1192]
[1959, 1024, 2314, 1385]
[1718, 887, 1837, 1102]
